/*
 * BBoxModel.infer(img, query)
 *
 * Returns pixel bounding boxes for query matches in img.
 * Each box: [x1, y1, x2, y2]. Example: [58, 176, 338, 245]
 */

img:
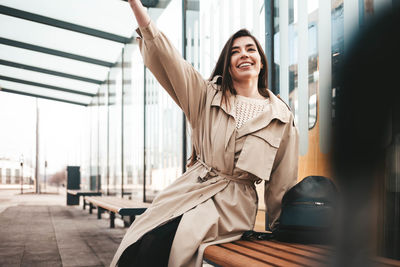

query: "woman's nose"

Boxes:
[240, 51, 249, 58]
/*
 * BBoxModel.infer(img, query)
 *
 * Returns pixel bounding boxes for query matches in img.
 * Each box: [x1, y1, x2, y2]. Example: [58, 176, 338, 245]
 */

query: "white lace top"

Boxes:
[234, 95, 269, 129]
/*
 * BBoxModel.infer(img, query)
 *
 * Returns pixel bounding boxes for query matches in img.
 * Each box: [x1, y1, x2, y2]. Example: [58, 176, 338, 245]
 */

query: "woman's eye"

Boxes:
[248, 48, 256, 52]
[231, 51, 238, 55]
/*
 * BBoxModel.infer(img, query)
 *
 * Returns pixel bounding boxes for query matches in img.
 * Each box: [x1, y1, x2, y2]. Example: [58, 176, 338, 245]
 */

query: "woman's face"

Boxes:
[229, 36, 263, 83]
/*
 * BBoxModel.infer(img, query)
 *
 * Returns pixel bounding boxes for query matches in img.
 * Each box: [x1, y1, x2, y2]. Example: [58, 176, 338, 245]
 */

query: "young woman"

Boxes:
[112, 1, 299, 266]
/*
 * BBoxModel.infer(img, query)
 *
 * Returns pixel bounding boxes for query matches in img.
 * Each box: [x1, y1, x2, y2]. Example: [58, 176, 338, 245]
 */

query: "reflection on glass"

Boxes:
[288, 0, 298, 124]
[331, 0, 344, 122]
[273, 0, 280, 93]
[308, 0, 318, 129]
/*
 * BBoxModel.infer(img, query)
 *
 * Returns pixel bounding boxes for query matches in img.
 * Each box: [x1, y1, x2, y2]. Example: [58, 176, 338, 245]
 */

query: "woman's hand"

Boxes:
[127, 0, 151, 28]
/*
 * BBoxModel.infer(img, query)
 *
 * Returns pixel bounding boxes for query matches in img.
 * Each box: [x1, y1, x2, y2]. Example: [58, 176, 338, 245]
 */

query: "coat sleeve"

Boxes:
[136, 21, 207, 128]
[264, 114, 299, 230]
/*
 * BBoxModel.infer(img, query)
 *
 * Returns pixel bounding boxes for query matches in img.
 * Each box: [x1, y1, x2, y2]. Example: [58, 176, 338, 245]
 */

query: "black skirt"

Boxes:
[118, 215, 182, 267]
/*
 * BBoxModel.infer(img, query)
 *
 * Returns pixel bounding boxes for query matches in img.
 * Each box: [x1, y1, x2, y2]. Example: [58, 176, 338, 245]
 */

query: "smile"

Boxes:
[237, 62, 253, 68]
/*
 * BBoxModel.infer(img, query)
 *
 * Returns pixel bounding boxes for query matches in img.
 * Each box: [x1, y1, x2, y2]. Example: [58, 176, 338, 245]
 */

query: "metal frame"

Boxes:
[265, 0, 275, 94]
[0, 37, 113, 67]
[0, 59, 103, 84]
[0, 5, 132, 44]
[0, 4, 131, 105]
[0, 88, 88, 106]
[0, 75, 95, 96]
[182, 0, 187, 173]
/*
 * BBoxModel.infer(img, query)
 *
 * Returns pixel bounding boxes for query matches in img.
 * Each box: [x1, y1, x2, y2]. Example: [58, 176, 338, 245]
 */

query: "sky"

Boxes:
[0, 92, 87, 175]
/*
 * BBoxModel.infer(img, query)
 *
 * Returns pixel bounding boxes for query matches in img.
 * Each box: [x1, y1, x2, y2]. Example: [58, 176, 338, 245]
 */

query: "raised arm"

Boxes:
[127, 0, 207, 128]
[128, 0, 150, 27]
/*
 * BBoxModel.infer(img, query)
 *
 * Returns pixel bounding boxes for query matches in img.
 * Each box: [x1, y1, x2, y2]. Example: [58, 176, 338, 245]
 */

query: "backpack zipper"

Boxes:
[289, 201, 326, 206]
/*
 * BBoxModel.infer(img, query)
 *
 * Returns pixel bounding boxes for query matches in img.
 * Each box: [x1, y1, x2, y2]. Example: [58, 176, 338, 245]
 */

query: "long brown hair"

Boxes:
[187, 29, 269, 167]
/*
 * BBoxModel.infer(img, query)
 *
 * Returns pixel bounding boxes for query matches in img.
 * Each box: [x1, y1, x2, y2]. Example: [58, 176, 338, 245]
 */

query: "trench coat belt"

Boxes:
[196, 158, 256, 187]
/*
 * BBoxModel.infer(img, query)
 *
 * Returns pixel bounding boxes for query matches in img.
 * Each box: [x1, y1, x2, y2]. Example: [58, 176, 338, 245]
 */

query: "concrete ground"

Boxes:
[0, 188, 214, 267]
[0, 189, 127, 267]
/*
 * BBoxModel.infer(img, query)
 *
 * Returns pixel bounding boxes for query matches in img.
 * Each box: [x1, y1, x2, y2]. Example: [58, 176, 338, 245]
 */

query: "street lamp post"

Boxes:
[44, 160, 47, 192]
[19, 154, 24, 194]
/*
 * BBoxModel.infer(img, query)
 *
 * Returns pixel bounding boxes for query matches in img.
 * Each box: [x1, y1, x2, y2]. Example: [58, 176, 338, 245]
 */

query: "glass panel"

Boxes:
[274, 0, 280, 93]
[185, 0, 200, 165]
[0, 14, 124, 63]
[308, 0, 319, 129]
[278, 0, 289, 103]
[144, 0, 183, 201]
[297, 0, 309, 155]
[123, 43, 144, 200]
[318, 0, 332, 154]
[331, 0, 344, 123]
[0, 0, 136, 38]
[199, 0, 265, 78]
[288, 0, 298, 122]
[107, 57, 122, 195]
[0, 44, 109, 81]
[0, 65, 99, 94]
[98, 82, 108, 194]
[89, 95, 99, 191]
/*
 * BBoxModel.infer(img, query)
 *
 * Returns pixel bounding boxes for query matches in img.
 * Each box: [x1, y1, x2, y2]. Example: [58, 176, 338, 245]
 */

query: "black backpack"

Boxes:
[242, 176, 339, 244]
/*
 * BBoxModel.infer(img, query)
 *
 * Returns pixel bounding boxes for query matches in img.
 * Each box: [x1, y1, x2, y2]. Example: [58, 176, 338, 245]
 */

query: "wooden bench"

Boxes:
[66, 189, 102, 206]
[84, 196, 150, 228]
[204, 239, 400, 267]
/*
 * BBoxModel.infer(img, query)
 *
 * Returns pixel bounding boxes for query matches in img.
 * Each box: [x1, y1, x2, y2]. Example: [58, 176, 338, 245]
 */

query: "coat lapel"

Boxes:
[210, 76, 237, 150]
[210, 78, 290, 148]
[236, 89, 290, 139]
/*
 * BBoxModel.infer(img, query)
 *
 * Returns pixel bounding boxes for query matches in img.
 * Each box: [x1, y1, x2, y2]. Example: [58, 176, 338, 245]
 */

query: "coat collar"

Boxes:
[210, 76, 291, 146]
[210, 76, 290, 127]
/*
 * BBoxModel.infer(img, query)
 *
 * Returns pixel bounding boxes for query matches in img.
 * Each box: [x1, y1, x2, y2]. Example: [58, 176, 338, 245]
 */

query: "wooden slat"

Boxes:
[276, 241, 331, 256]
[232, 241, 323, 266]
[204, 245, 273, 267]
[251, 240, 328, 263]
[220, 243, 303, 267]
[85, 196, 149, 215]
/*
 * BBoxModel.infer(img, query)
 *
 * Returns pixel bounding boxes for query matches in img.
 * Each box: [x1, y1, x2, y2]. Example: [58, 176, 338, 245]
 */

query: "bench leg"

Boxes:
[110, 212, 115, 228]
[89, 203, 93, 214]
[83, 198, 86, 210]
[122, 215, 133, 227]
[97, 207, 103, 219]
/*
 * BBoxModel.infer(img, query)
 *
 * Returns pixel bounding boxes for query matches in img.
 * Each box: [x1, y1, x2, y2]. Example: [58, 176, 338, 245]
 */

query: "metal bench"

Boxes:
[84, 196, 150, 228]
[66, 189, 102, 206]
[204, 239, 400, 267]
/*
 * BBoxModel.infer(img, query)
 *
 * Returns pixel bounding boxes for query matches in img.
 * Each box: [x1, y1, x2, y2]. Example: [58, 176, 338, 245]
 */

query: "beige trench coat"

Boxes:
[111, 21, 299, 267]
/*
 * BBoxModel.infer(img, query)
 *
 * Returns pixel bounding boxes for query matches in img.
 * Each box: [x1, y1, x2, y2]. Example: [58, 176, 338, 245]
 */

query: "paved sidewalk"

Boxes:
[0, 190, 214, 267]
[0, 190, 126, 267]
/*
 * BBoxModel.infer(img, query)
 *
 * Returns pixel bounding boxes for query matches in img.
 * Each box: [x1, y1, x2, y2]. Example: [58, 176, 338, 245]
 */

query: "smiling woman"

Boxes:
[111, 1, 299, 267]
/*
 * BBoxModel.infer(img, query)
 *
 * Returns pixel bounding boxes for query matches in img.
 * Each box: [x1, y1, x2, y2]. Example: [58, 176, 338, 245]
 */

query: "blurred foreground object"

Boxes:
[333, 3, 400, 266]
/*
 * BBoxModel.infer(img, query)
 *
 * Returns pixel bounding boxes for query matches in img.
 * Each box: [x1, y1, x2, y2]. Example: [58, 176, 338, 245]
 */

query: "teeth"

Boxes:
[239, 63, 252, 68]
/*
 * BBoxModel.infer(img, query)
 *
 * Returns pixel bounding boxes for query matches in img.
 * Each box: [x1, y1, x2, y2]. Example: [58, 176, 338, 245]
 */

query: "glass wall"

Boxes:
[123, 42, 145, 199]
[199, 0, 265, 78]
[144, 0, 183, 200]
